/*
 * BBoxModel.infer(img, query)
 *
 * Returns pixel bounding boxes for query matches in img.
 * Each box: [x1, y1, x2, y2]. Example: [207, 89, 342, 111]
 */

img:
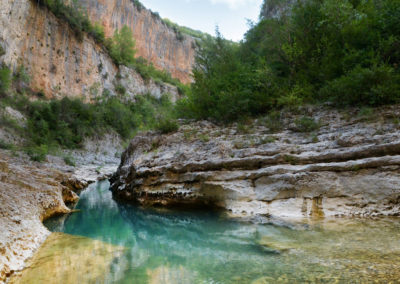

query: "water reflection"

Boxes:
[39, 181, 400, 283]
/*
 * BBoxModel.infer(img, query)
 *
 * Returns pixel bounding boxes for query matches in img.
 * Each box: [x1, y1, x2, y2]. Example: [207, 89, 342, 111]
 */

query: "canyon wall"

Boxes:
[79, 0, 196, 84]
[0, 0, 179, 100]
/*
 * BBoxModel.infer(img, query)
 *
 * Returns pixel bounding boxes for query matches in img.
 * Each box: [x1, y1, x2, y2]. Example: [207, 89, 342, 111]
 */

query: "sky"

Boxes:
[139, 0, 263, 41]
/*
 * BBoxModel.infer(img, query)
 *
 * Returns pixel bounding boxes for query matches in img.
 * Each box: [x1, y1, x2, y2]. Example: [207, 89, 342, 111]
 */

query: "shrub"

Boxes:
[63, 155, 76, 166]
[320, 65, 400, 107]
[0, 65, 11, 95]
[357, 107, 374, 119]
[115, 83, 126, 95]
[109, 26, 136, 66]
[198, 133, 210, 142]
[14, 65, 30, 84]
[294, 116, 320, 133]
[26, 145, 48, 162]
[262, 111, 283, 133]
[3, 94, 175, 162]
[89, 23, 106, 44]
[0, 139, 13, 150]
[156, 118, 179, 134]
[0, 45, 5, 57]
[236, 122, 252, 134]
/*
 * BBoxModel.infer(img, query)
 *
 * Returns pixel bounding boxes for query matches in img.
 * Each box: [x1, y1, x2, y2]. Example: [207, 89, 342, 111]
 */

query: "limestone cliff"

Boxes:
[0, 0, 179, 100]
[111, 105, 400, 219]
[79, 0, 196, 83]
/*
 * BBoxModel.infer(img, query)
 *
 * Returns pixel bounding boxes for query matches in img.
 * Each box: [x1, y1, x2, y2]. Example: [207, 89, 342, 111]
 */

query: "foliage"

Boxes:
[179, 0, 400, 122]
[130, 57, 188, 94]
[0, 139, 13, 150]
[36, 0, 103, 43]
[14, 65, 30, 85]
[294, 116, 320, 133]
[260, 111, 284, 133]
[156, 118, 179, 134]
[163, 18, 213, 41]
[177, 30, 280, 122]
[26, 145, 48, 162]
[320, 64, 400, 106]
[0, 45, 5, 57]
[133, 0, 145, 11]
[63, 155, 76, 166]
[108, 26, 136, 66]
[0, 65, 11, 95]
[1, 93, 175, 161]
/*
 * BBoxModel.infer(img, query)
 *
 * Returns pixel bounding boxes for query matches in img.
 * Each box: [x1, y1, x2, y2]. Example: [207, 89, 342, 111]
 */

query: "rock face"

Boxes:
[111, 106, 400, 219]
[79, 0, 196, 84]
[0, 0, 179, 100]
[0, 151, 82, 283]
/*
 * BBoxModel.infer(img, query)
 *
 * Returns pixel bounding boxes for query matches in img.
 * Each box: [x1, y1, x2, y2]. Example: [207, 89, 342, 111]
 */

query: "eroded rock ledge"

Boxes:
[0, 151, 89, 283]
[111, 106, 400, 219]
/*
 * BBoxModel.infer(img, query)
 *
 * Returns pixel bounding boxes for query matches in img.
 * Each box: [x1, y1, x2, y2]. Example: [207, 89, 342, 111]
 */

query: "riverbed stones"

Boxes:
[111, 105, 400, 218]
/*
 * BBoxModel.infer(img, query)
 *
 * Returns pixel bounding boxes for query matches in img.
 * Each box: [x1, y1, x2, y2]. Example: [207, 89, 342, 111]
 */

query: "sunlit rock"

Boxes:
[111, 106, 400, 218]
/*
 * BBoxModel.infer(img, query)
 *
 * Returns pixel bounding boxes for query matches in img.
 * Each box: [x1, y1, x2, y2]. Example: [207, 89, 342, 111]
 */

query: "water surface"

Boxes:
[38, 181, 400, 283]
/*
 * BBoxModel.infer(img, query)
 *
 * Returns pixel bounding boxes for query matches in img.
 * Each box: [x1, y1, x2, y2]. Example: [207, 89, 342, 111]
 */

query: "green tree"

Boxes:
[110, 26, 136, 65]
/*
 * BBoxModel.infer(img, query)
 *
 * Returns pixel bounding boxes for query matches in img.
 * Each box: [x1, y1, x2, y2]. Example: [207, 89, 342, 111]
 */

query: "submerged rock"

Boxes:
[8, 233, 126, 284]
[111, 106, 400, 218]
[146, 265, 196, 284]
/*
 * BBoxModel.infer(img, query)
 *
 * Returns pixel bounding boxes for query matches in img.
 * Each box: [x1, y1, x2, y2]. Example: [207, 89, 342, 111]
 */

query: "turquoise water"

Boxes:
[44, 181, 400, 283]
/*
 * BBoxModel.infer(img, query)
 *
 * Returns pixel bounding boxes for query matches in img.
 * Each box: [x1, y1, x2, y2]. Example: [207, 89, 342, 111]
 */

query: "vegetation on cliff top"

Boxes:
[178, 0, 400, 122]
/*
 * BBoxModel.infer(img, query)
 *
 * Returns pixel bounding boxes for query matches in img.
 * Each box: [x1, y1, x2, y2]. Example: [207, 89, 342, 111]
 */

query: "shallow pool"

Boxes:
[27, 181, 400, 283]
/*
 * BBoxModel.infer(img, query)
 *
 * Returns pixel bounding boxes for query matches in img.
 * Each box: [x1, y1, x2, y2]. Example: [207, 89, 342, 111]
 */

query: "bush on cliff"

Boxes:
[108, 26, 136, 66]
[0, 65, 11, 96]
[6, 93, 173, 160]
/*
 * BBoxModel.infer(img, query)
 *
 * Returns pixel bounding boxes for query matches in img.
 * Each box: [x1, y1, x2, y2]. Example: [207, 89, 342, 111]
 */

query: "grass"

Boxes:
[259, 136, 276, 144]
[236, 121, 252, 134]
[198, 133, 210, 143]
[283, 154, 299, 165]
[183, 128, 198, 141]
[261, 111, 284, 133]
[357, 107, 375, 121]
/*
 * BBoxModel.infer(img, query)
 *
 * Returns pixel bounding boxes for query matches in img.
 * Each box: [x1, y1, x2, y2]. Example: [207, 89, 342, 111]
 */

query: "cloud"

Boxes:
[209, 0, 259, 9]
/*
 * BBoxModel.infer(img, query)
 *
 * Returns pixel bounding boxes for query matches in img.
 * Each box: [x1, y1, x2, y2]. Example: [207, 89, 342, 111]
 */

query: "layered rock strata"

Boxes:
[111, 106, 400, 218]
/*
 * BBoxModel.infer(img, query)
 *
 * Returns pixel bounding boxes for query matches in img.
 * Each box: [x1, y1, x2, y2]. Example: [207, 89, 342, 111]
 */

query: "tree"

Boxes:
[110, 26, 136, 65]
